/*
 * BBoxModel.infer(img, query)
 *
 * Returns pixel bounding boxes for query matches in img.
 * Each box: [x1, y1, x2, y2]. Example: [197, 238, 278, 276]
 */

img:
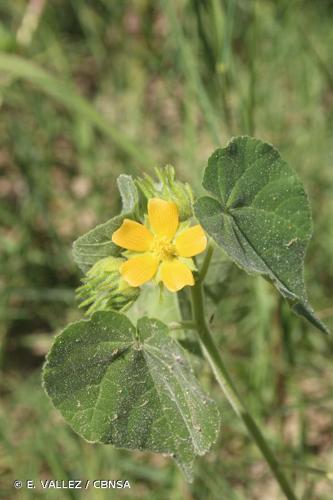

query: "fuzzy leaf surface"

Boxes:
[72, 213, 129, 273]
[43, 311, 220, 480]
[117, 174, 140, 215]
[73, 175, 140, 273]
[194, 136, 328, 334]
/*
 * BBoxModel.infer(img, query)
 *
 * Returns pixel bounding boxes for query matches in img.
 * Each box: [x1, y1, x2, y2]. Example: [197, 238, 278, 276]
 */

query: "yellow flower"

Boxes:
[112, 198, 207, 292]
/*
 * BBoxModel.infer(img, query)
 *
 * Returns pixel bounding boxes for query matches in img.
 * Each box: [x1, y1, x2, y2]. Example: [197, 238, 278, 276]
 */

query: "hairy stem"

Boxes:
[190, 281, 298, 500]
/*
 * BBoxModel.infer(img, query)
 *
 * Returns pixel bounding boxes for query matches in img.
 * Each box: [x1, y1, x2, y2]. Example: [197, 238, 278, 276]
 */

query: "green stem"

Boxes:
[190, 282, 298, 500]
[198, 243, 214, 284]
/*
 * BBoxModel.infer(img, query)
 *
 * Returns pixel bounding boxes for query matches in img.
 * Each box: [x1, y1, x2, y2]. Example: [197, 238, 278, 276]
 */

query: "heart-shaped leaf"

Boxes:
[194, 136, 329, 334]
[43, 311, 220, 480]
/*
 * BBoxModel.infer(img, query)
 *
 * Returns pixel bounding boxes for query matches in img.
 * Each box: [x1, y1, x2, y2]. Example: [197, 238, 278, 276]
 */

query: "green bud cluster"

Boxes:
[136, 166, 194, 220]
[76, 256, 139, 316]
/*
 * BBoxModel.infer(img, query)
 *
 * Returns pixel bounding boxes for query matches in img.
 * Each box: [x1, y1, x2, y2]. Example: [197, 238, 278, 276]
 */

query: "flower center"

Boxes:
[150, 236, 176, 261]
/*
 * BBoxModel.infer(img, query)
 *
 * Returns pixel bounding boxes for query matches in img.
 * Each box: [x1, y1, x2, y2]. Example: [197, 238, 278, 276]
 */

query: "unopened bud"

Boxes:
[135, 166, 194, 220]
[76, 256, 139, 316]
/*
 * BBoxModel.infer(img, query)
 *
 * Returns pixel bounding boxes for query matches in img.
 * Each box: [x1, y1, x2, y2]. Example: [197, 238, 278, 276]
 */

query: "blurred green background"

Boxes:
[0, 1, 333, 499]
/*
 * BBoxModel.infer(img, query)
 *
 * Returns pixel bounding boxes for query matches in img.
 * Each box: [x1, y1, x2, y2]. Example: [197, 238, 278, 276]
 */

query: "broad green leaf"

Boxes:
[73, 175, 141, 273]
[194, 136, 329, 334]
[72, 213, 128, 274]
[43, 311, 220, 480]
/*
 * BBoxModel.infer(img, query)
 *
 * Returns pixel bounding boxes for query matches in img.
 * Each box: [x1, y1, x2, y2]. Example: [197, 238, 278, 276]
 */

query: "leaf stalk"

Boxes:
[197, 242, 214, 284]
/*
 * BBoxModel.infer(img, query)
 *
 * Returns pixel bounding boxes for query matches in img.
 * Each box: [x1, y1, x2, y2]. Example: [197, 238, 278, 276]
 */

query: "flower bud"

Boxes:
[76, 256, 139, 316]
[135, 166, 194, 220]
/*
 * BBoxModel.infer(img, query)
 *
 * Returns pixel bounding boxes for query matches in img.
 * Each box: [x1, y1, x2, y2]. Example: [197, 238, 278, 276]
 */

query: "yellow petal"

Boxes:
[175, 225, 207, 257]
[160, 259, 194, 292]
[148, 198, 179, 240]
[112, 219, 153, 252]
[120, 254, 159, 287]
